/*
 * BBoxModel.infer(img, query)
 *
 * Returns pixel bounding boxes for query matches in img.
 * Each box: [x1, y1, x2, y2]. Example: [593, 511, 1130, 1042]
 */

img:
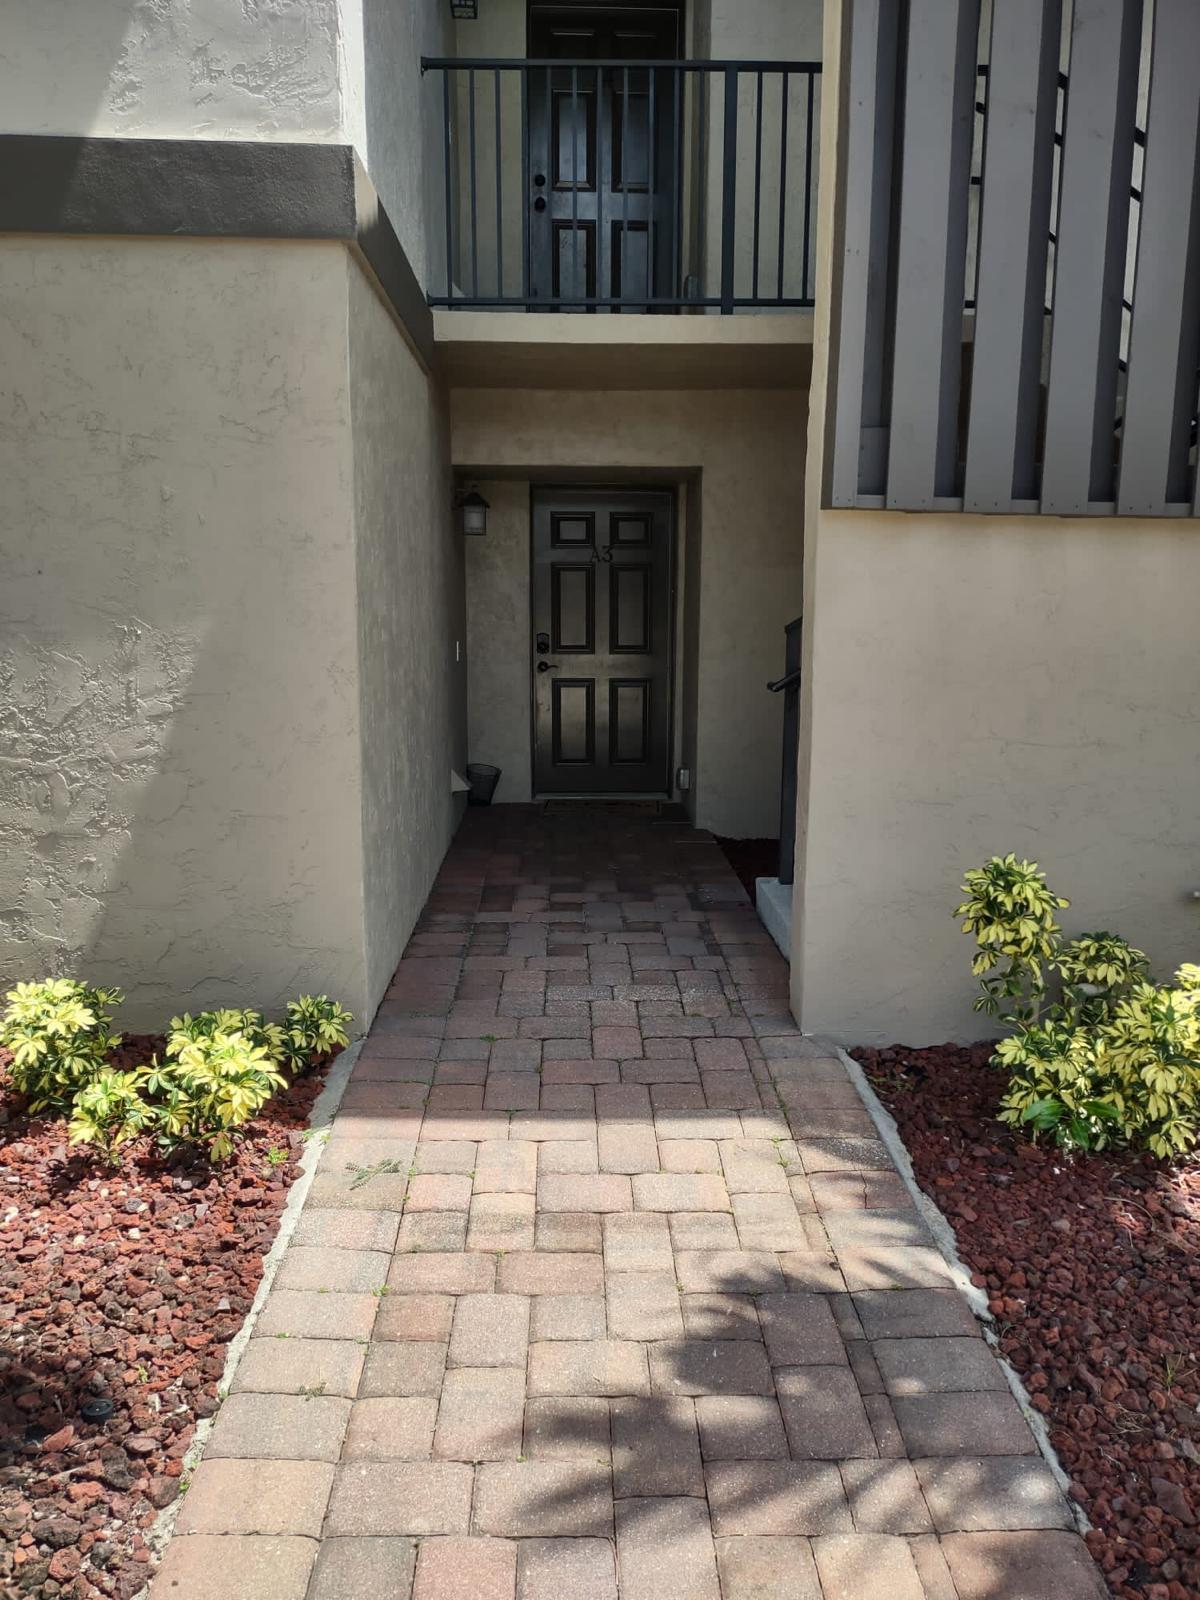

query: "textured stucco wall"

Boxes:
[349, 0, 452, 290]
[791, 0, 1200, 1045]
[0, 0, 343, 139]
[347, 257, 466, 1011]
[464, 480, 534, 803]
[696, 0, 824, 303]
[789, 0, 841, 1029]
[0, 238, 465, 1028]
[793, 514, 1200, 1045]
[706, 0, 823, 58]
[0, 0, 450, 291]
[450, 388, 806, 838]
[0, 237, 368, 1025]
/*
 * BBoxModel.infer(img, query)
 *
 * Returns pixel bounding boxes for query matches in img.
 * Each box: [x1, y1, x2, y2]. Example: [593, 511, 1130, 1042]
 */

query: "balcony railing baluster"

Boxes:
[671, 63, 682, 299]
[720, 65, 739, 313]
[753, 69, 764, 300]
[778, 69, 791, 302]
[494, 66, 503, 297]
[802, 69, 815, 304]
[421, 56, 821, 312]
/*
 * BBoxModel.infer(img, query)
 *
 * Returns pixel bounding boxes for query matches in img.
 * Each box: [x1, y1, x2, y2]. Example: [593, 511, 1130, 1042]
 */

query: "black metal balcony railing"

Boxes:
[421, 57, 820, 312]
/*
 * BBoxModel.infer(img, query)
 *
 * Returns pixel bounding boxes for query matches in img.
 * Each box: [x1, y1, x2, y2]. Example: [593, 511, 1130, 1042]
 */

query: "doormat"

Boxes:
[542, 800, 662, 817]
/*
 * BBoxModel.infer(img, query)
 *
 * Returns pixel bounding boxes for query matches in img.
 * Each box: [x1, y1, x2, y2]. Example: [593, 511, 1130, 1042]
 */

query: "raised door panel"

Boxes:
[551, 564, 595, 652]
[609, 563, 651, 653]
[610, 679, 652, 765]
[552, 679, 596, 765]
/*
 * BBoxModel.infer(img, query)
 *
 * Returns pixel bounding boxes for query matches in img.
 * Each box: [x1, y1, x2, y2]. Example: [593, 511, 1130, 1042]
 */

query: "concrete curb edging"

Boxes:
[141, 1038, 363, 1565]
[835, 1043, 1090, 1534]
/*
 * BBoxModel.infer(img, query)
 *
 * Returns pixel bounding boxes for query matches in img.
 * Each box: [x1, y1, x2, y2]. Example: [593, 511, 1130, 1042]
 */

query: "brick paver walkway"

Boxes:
[152, 805, 1107, 1600]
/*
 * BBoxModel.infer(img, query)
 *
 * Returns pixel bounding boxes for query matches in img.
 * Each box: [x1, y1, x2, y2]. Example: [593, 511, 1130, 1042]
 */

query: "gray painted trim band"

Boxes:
[0, 135, 434, 369]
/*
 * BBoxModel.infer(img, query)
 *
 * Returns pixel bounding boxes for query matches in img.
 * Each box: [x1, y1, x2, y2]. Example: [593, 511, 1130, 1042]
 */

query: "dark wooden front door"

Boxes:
[527, 5, 681, 308]
[531, 487, 674, 794]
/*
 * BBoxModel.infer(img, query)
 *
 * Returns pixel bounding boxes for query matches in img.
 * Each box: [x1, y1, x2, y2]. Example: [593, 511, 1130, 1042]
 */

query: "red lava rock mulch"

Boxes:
[0, 1039, 331, 1600]
[859, 1041, 1200, 1600]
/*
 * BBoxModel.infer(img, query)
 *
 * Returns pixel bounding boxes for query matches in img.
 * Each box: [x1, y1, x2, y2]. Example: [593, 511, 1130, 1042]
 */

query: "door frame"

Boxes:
[525, 2, 685, 57]
[524, 1, 687, 310]
[527, 481, 678, 798]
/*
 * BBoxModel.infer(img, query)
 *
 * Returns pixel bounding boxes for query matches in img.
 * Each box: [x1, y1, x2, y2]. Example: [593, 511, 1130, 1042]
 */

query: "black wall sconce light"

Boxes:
[457, 487, 490, 536]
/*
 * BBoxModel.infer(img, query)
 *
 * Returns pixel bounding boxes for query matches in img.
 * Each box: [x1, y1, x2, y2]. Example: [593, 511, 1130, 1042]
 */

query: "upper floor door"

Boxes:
[526, 4, 682, 309]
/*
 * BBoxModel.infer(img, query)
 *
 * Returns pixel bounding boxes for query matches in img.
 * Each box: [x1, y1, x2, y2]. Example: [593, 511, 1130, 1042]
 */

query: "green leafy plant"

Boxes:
[346, 1156, 407, 1190]
[3, 982, 353, 1167]
[0, 979, 123, 1111]
[994, 1023, 1123, 1151]
[281, 995, 353, 1073]
[958, 858, 1199, 1158]
[151, 1029, 286, 1163]
[68, 1067, 155, 1165]
[955, 855, 1069, 1023]
[166, 1008, 286, 1063]
[1056, 932, 1149, 1024]
[1096, 968, 1200, 1158]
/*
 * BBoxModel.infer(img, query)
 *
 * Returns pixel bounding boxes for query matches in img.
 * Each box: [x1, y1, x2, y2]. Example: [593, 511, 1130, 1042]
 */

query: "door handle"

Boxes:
[536, 661, 559, 674]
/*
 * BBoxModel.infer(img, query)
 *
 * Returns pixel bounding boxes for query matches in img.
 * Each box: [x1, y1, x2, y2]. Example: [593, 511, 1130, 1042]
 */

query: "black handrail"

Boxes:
[428, 57, 822, 71]
[421, 57, 821, 313]
[767, 617, 803, 887]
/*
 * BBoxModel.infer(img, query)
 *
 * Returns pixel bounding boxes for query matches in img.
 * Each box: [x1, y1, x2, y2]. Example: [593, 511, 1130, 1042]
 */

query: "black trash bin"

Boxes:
[466, 763, 501, 806]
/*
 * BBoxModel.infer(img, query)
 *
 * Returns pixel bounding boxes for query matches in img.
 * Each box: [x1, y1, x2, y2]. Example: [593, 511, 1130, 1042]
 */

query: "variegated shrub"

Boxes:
[958, 858, 1197, 1158]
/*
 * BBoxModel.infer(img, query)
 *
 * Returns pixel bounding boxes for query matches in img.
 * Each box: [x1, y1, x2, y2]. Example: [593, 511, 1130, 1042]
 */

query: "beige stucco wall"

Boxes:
[793, 514, 1200, 1044]
[345, 0, 453, 288]
[451, 387, 805, 837]
[695, 0, 823, 304]
[0, 0, 451, 289]
[0, 0, 344, 139]
[0, 237, 365, 1024]
[792, 0, 1200, 1045]
[0, 238, 464, 1029]
[348, 258, 467, 1007]
[464, 480, 534, 802]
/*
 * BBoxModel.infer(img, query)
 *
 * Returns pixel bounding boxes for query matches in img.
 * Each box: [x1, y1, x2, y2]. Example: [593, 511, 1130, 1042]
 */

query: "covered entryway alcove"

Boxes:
[440, 316, 811, 840]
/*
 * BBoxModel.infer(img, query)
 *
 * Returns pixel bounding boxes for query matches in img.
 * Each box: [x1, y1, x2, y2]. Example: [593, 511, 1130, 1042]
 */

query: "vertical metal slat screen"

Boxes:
[1116, 1, 1200, 515]
[885, 0, 980, 509]
[1040, 0, 1141, 513]
[962, 0, 1061, 510]
[826, 0, 1200, 518]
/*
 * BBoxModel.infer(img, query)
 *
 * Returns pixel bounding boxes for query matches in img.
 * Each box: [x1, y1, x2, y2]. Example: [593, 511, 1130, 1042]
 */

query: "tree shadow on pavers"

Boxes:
[486, 1260, 878, 1542]
[513, 1392, 855, 1538]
